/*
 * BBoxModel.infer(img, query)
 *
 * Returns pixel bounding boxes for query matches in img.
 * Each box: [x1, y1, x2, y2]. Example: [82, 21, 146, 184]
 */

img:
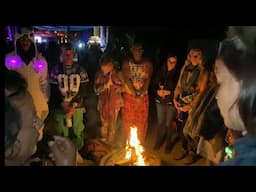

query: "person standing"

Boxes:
[49, 43, 90, 150]
[5, 26, 49, 122]
[154, 52, 179, 152]
[121, 42, 153, 144]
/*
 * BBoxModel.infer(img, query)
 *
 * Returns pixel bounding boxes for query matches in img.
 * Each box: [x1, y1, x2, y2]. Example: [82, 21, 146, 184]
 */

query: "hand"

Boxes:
[225, 129, 243, 145]
[105, 78, 113, 89]
[157, 90, 165, 97]
[65, 102, 78, 117]
[173, 99, 180, 109]
[48, 136, 76, 166]
[163, 90, 171, 96]
[61, 101, 71, 113]
[134, 82, 143, 90]
[179, 104, 191, 112]
[136, 89, 142, 96]
[66, 108, 75, 118]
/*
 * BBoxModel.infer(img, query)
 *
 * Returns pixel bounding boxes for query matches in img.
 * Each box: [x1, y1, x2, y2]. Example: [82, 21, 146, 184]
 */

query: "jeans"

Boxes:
[154, 102, 176, 149]
[156, 102, 176, 128]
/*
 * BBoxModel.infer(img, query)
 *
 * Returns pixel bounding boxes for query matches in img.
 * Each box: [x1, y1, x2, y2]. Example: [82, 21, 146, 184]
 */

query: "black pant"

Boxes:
[176, 111, 188, 136]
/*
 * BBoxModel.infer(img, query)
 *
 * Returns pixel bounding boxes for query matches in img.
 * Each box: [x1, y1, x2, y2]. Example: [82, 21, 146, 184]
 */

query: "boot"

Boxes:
[165, 134, 179, 153]
[183, 152, 201, 165]
[165, 140, 174, 153]
[154, 129, 166, 150]
[154, 137, 165, 150]
[174, 149, 188, 160]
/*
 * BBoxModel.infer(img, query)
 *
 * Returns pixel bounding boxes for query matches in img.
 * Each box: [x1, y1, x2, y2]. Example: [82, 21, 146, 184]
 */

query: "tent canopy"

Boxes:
[33, 26, 94, 31]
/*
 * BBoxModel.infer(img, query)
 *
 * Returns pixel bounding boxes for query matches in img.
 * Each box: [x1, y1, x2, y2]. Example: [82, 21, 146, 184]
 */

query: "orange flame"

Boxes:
[125, 126, 146, 165]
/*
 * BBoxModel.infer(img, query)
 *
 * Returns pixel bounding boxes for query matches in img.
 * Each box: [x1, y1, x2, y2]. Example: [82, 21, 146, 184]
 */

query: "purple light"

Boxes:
[5, 56, 22, 69]
[34, 60, 46, 72]
[7, 26, 13, 41]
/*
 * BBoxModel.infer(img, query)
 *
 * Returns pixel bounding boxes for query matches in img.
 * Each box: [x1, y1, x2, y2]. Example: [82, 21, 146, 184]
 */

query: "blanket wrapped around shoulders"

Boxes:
[183, 83, 224, 140]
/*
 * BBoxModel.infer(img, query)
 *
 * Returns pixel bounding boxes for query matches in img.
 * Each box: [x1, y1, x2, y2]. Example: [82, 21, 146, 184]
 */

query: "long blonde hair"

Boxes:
[185, 48, 205, 66]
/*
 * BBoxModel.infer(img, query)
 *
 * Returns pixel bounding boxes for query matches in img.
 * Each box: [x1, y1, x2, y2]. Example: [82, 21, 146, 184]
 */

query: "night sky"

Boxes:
[111, 26, 227, 69]
[112, 26, 227, 45]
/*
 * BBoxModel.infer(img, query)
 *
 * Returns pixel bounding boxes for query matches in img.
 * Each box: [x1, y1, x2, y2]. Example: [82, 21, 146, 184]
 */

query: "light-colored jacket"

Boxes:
[5, 51, 49, 121]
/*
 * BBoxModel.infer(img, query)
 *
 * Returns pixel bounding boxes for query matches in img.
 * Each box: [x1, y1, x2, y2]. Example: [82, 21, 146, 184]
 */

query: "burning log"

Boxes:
[100, 126, 161, 166]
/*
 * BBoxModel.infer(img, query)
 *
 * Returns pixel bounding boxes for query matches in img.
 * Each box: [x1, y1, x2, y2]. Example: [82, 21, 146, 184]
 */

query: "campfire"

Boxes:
[100, 126, 161, 166]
